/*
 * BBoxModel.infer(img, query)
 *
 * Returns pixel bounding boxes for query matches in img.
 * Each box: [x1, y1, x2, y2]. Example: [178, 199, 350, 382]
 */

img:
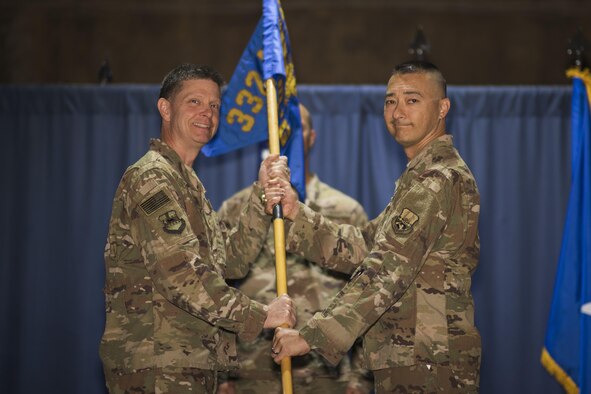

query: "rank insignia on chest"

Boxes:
[158, 210, 186, 234]
[393, 208, 419, 234]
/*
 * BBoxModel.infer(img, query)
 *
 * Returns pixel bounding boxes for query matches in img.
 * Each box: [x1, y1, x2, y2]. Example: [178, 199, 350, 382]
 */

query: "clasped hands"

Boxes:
[258, 155, 311, 362]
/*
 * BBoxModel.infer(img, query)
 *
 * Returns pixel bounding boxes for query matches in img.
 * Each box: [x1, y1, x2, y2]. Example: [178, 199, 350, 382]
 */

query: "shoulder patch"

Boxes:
[392, 208, 419, 235]
[140, 190, 171, 215]
[158, 210, 186, 234]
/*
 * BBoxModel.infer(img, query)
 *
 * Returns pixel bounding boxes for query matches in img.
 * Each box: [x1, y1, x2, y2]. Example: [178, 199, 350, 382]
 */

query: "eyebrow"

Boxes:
[385, 90, 424, 98]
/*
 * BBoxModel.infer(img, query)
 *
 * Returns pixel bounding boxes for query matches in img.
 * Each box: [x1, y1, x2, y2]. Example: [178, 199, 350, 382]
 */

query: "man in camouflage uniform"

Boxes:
[269, 61, 481, 393]
[100, 64, 296, 394]
[216, 104, 373, 394]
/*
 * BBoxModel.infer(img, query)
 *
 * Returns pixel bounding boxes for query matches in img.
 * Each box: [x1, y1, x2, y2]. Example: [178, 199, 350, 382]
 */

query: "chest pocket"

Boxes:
[185, 186, 226, 276]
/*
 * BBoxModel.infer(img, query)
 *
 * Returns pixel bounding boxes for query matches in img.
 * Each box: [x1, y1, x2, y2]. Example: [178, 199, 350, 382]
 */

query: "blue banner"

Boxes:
[202, 0, 305, 200]
[541, 69, 591, 394]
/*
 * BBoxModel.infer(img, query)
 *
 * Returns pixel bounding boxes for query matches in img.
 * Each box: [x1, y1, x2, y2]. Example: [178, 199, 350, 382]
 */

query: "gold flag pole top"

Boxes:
[265, 77, 293, 394]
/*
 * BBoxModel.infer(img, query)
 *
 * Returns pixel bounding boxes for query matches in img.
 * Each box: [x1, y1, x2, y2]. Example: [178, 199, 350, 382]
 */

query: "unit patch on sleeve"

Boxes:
[158, 210, 186, 234]
[393, 208, 419, 235]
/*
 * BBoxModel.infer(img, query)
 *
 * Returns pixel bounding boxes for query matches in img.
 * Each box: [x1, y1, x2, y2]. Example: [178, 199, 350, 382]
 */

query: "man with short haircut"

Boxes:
[100, 64, 295, 394]
[268, 61, 481, 393]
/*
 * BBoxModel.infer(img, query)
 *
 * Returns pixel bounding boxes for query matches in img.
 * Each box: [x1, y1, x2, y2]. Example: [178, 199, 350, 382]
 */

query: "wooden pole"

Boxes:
[265, 77, 293, 394]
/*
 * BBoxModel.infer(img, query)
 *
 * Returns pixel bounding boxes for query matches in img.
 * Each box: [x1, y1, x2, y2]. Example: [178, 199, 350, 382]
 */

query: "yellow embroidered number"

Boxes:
[226, 108, 254, 132]
[245, 71, 265, 95]
[236, 90, 263, 114]
[279, 119, 291, 146]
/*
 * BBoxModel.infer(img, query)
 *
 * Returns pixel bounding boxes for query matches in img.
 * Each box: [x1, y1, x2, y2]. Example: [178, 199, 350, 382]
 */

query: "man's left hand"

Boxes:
[271, 327, 311, 363]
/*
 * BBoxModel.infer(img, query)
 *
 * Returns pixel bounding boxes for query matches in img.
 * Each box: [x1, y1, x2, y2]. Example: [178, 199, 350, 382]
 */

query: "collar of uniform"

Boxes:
[406, 134, 453, 171]
[149, 138, 184, 168]
[149, 138, 205, 193]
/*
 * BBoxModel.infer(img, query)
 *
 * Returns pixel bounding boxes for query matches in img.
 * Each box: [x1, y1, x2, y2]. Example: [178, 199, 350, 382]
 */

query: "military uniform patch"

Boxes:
[140, 190, 171, 215]
[158, 210, 186, 234]
[393, 208, 419, 234]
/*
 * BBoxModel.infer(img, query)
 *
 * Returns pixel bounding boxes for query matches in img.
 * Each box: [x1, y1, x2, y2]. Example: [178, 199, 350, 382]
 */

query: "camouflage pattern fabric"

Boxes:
[218, 174, 373, 393]
[373, 363, 478, 393]
[100, 139, 273, 391]
[219, 376, 358, 394]
[104, 367, 217, 394]
[287, 135, 481, 391]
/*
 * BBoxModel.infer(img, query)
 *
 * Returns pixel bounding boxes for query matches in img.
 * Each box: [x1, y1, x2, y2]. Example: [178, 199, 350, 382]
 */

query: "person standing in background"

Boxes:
[217, 103, 373, 394]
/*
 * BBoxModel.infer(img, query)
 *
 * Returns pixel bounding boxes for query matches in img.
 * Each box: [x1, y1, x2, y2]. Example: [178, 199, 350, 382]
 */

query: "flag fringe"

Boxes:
[540, 347, 579, 394]
[567, 68, 591, 106]
[566, 67, 591, 84]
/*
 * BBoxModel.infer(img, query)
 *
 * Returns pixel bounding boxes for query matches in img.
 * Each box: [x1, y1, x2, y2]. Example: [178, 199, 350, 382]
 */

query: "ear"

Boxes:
[438, 97, 451, 119]
[308, 128, 317, 149]
[157, 98, 171, 122]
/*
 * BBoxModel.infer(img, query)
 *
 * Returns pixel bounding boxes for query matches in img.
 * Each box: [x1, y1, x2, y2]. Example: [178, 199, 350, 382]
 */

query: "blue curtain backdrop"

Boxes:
[0, 84, 571, 394]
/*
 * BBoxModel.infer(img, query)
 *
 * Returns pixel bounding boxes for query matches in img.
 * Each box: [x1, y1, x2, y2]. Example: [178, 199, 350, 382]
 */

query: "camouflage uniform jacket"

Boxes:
[100, 139, 271, 373]
[218, 175, 371, 388]
[288, 135, 481, 372]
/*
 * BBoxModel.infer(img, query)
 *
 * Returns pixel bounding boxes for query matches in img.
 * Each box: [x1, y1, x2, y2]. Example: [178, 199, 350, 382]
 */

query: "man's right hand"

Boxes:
[263, 294, 296, 329]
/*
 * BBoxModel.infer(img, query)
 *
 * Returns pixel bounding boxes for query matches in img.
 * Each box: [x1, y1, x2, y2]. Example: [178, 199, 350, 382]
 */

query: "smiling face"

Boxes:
[158, 78, 221, 158]
[383, 71, 450, 159]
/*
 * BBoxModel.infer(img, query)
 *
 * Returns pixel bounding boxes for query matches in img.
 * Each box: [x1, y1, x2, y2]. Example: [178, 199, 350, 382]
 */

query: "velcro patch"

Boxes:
[140, 190, 171, 215]
[158, 210, 186, 234]
[392, 208, 419, 235]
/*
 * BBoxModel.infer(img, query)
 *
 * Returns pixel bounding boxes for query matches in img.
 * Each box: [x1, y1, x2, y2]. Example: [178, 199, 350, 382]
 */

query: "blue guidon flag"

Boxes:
[541, 68, 591, 394]
[202, 0, 305, 201]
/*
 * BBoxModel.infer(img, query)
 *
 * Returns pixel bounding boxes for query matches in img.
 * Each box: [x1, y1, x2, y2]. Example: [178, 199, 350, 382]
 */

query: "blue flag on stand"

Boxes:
[202, 0, 305, 200]
[541, 68, 591, 394]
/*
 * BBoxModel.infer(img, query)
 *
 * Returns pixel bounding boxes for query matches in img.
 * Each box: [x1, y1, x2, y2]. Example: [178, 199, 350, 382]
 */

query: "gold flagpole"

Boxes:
[265, 77, 293, 394]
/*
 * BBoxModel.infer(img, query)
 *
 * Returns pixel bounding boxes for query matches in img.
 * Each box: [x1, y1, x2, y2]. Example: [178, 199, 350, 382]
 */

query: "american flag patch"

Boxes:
[140, 190, 171, 215]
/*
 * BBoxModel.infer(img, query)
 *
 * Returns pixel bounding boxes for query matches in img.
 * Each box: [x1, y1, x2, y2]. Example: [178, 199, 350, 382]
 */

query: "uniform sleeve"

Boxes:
[285, 202, 384, 275]
[129, 169, 267, 341]
[318, 200, 372, 391]
[349, 203, 369, 228]
[220, 182, 271, 279]
[299, 174, 453, 365]
[217, 189, 249, 228]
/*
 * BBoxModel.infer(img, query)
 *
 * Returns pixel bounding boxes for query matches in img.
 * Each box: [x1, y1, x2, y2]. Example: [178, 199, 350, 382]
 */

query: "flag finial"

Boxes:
[566, 27, 589, 71]
[98, 58, 113, 85]
[408, 26, 431, 61]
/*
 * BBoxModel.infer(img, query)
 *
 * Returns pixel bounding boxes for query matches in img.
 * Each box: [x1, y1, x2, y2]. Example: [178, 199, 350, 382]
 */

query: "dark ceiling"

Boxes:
[1, 0, 590, 85]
